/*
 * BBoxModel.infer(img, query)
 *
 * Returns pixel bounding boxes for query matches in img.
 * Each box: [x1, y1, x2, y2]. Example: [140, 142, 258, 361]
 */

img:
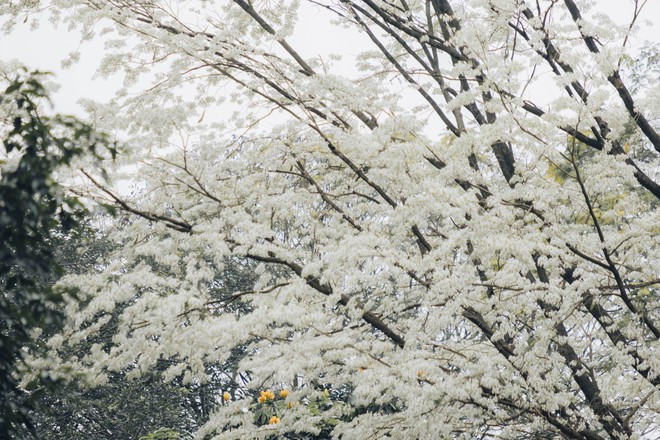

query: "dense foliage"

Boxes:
[18, 257, 259, 439]
[0, 66, 115, 437]
[2, 1, 659, 439]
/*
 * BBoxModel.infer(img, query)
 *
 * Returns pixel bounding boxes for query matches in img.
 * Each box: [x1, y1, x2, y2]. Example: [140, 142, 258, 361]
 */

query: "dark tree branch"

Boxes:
[563, 0, 660, 153]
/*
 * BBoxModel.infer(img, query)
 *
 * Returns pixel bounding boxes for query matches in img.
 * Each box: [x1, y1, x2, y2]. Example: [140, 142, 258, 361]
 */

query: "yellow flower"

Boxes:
[268, 416, 280, 425]
[417, 370, 426, 377]
[223, 392, 231, 401]
[259, 390, 275, 402]
[279, 390, 289, 398]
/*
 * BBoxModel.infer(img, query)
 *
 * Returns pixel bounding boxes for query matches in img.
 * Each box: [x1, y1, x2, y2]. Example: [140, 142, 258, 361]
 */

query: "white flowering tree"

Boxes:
[4, 0, 659, 438]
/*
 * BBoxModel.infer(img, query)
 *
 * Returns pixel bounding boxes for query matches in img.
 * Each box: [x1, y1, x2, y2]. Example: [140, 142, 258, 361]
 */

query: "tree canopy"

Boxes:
[0, 66, 115, 437]
[2, 1, 659, 439]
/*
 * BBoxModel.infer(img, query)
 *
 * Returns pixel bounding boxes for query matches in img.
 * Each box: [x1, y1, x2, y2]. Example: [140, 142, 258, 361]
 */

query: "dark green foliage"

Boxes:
[21, 371, 193, 439]
[0, 68, 116, 438]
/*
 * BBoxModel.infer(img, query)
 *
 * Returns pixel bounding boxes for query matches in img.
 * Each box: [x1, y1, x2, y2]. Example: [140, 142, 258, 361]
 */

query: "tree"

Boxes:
[4, 1, 659, 438]
[18, 251, 260, 440]
[0, 65, 115, 437]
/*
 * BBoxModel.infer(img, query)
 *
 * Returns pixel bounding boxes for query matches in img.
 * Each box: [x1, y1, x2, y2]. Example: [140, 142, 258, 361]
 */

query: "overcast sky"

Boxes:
[1, 1, 658, 117]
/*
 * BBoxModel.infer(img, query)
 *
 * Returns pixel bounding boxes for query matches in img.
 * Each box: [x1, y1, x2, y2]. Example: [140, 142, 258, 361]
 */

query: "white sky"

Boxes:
[1, 0, 658, 117]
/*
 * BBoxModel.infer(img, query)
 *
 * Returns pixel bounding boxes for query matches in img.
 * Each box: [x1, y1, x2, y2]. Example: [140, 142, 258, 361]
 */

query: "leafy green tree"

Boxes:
[0, 66, 115, 437]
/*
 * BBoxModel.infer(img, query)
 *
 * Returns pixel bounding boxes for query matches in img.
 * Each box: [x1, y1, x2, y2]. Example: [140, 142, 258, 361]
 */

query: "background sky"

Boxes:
[1, 0, 658, 117]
